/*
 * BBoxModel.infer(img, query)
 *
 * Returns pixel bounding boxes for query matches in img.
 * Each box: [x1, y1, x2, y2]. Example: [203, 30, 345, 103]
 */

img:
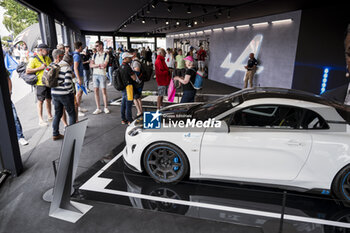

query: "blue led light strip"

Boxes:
[320, 68, 329, 94]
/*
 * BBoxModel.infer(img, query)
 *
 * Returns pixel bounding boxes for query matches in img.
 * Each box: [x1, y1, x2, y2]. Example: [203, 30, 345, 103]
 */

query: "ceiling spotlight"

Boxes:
[151, 0, 158, 8]
[142, 18, 146, 24]
[176, 21, 180, 25]
[146, 5, 150, 13]
[124, 24, 127, 28]
[168, 5, 172, 12]
[187, 5, 192, 14]
[194, 20, 198, 25]
[202, 6, 208, 14]
[227, 10, 231, 19]
[165, 20, 169, 25]
[218, 9, 222, 16]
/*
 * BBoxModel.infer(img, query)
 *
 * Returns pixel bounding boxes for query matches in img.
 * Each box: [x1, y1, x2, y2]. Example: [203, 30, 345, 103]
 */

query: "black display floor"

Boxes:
[74, 143, 350, 233]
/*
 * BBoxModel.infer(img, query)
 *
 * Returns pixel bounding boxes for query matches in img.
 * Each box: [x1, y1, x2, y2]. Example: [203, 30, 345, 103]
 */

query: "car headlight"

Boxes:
[128, 126, 143, 136]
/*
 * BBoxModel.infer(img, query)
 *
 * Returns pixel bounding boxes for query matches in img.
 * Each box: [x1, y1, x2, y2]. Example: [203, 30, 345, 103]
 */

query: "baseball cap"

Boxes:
[184, 56, 194, 62]
[37, 44, 49, 49]
[122, 52, 133, 59]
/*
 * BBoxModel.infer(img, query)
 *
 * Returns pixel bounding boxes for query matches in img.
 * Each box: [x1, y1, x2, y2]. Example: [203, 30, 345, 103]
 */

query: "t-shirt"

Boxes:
[247, 58, 258, 69]
[51, 60, 74, 95]
[27, 55, 52, 86]
[131, 59, 141, 76]
[72, 51, 84, 77]
[82, 54, 90, 70]
[183, 68, 196, 91]
[92, 52, 109, 76]
[120, 62, 135, 85]
[175, 55, 185, 69]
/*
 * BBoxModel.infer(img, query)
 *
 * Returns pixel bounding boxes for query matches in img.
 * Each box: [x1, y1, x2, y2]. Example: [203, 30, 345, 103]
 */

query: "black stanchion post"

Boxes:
[279, 191, 287, 233]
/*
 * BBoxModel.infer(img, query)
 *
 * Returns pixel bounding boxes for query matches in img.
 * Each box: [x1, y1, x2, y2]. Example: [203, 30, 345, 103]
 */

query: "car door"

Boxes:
[200, 104, 313, 181]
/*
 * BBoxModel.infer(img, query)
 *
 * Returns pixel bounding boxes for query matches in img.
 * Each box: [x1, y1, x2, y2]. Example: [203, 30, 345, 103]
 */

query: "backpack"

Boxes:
[112, 67, 127, 91]
[139, 62, 152, 82]
[16, 56, 45, 85]
[190, 69, 204, 90]
[42, 63, 61, 88]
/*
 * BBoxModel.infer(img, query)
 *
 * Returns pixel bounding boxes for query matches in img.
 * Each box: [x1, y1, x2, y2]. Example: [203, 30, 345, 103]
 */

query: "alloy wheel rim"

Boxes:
[147, 147, 183, 181]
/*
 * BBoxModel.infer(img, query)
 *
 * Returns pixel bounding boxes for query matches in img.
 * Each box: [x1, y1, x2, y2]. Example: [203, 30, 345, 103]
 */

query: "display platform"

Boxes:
[75, 143, 350, 233]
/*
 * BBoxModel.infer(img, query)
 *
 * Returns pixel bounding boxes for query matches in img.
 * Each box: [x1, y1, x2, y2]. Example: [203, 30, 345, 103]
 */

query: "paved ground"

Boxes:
[0, 75, 249, 233]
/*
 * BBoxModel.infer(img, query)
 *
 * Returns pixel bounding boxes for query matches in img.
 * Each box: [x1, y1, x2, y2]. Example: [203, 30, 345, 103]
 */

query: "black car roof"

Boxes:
[214, 87, 350, 122]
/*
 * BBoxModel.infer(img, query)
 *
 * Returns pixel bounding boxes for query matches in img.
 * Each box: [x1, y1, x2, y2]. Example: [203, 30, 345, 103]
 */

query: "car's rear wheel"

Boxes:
[332, 165, 350, 205]
[143, 142, 189, 184]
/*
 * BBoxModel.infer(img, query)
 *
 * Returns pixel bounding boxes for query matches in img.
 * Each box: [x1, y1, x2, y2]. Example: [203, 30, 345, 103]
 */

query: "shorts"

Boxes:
[157, 85, 168, 96]
[36, 85, 51, 101]
[93, 74, 107, 88]
[134, 82, 144, 99]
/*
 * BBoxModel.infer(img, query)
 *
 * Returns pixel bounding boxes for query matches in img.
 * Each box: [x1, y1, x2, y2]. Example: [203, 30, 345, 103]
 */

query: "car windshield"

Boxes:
[191, 90, 244, 120]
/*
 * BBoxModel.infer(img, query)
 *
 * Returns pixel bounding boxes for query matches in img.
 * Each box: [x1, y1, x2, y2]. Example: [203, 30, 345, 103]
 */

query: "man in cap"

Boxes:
[119, 52, 137, 124]
[26, 43, 53, 126]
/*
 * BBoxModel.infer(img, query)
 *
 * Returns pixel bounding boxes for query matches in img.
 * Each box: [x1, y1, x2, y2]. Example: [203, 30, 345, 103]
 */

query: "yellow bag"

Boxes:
[126, 84, 134, 101]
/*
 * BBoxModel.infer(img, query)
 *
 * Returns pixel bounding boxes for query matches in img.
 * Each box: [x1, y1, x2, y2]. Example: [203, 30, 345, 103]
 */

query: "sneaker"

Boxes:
[104, 108, 110, 114]
[121, 120, 127, 125]
[78, 107, 88, 113]
[108, 82, 112, 86]
[78, 111, 85, 117]
[93, 109, 102, 115]
[39, 120, 48, 127]
[52, 134, 64, 141]
[87, 89, 93, 93]
[18, 138, 29, 146]
[47, 116, 53, 122]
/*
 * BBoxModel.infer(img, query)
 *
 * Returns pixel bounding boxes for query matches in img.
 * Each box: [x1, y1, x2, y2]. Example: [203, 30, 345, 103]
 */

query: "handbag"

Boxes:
[167, 79, 176, 102]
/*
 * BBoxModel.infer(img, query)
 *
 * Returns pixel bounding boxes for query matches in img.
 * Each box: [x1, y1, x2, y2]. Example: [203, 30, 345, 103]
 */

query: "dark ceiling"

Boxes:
[17, 0, 342, 35]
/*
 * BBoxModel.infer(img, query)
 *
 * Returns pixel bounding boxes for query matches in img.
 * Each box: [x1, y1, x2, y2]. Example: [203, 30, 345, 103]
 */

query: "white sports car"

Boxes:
[123, 88, 350, 203]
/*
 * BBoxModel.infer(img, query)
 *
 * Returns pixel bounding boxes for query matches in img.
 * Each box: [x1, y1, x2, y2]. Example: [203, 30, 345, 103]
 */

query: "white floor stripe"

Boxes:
[80, 152, 350, 229]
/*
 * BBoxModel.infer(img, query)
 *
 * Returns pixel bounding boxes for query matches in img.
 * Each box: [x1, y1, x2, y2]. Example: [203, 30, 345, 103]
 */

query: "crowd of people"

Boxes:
[5, 40, 209, 145]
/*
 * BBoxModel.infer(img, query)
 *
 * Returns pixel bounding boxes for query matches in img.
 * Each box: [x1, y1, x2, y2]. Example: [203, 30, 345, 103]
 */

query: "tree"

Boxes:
[0, 0, 38, 37]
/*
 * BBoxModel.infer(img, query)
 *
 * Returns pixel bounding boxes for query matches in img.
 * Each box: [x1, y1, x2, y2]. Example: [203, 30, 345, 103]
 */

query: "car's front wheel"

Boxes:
[332, 165, 350, 205]
[143, 142, 189, 184]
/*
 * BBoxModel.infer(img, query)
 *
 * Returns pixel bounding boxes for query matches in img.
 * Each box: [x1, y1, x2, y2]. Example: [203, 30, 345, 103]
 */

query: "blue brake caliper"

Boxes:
[173, 157, 179, 171]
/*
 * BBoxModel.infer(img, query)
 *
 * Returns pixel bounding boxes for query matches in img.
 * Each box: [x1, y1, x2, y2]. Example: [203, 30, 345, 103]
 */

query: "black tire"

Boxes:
[332, 165, 350, 205]
[143, 142, 189, 184]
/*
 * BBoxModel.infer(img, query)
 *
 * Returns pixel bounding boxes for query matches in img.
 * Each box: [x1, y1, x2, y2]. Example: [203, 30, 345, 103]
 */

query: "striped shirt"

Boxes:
[51, 60, 74, 95]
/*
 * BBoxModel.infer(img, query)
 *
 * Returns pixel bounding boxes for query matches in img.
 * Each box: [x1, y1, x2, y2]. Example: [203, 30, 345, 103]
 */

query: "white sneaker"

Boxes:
[78, 111, 85, 117]
[93, 109, 102, 115]
[78, 107, 88, 113]
[104, 108, 110, 114]
[39, 120, 48, 126]
[18, 138, 29, 146]
[108, 83, 112, 86]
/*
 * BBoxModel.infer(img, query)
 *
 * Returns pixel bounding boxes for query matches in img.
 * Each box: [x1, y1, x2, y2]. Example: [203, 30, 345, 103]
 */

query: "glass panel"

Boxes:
[115, 36, 127, 51]
[85, 35, 99, 49]
[101, 36, 113, 49]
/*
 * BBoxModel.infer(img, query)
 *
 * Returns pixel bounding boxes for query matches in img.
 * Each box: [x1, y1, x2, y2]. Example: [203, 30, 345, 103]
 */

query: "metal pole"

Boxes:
[279, 191, 287, 233]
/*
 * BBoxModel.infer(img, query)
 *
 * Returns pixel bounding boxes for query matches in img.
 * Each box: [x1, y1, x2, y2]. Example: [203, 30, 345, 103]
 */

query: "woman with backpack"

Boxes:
[173, 56, 197, 103]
